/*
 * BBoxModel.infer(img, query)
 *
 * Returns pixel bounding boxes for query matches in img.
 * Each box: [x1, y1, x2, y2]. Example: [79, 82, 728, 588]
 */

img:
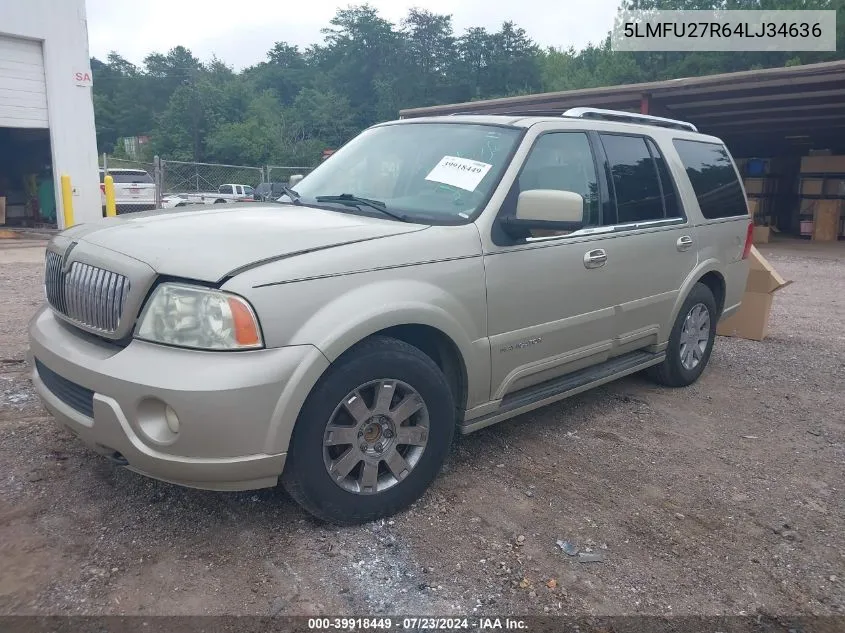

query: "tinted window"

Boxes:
[517, 132, 599, 226]
[646, 139, 680, 218]
[106, 171, 154, 184]
[672, 139, 746, 219]
[219, 185, 233, 194]
[600, 134, 664, 225]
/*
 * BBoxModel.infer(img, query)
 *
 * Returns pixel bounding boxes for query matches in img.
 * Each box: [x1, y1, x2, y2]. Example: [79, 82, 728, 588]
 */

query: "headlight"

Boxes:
[136, 283, 263, 350]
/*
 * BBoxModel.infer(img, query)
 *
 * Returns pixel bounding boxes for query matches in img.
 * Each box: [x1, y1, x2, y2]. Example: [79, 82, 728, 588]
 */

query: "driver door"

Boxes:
[484, 131, 617, 400]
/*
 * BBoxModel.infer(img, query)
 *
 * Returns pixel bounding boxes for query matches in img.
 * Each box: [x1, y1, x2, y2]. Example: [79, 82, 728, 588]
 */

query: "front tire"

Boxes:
[282, 336, 455, 525]
[648, 282, 718, 388]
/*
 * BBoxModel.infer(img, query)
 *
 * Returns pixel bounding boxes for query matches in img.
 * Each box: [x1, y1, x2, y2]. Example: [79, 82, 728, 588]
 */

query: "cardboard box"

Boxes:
[800, 179, 824, 196]
[743, 178, 765, 194]
[752, 225, 770, 244]
[800, 155, 845, 174]
[824, 178, 845, 196]
[716, 246, 791, 341]
[813, 200, 842, 242]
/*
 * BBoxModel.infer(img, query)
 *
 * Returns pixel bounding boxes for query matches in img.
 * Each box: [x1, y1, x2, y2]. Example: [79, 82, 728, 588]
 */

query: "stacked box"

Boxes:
[796, 154, 845, 240]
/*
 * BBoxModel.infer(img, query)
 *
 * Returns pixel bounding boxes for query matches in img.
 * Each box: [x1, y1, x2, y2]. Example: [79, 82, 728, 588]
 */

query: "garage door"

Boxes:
[0, 36, 48, 128]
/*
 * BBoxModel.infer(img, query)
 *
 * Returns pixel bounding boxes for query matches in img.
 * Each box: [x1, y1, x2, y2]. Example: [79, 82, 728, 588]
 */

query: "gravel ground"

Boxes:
[0, 237, 843, 617]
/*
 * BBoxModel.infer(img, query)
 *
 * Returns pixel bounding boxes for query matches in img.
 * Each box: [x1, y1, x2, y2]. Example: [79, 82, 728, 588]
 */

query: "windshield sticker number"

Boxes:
[425, 156, 493, 192]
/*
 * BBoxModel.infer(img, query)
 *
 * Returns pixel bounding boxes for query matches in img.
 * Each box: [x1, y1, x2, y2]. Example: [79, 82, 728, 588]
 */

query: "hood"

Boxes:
[63, 204, 426, 283]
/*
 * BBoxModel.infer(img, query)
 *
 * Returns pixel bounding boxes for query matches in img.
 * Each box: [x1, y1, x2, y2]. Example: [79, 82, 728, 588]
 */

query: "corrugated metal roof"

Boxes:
[398, 60, 845, 155]
[399, 60, 845, 118]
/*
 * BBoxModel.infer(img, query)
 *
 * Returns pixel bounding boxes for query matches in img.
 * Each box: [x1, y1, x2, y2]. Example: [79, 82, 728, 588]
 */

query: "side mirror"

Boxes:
[289, 174, 304, 187]
[501, 189, 585, 238]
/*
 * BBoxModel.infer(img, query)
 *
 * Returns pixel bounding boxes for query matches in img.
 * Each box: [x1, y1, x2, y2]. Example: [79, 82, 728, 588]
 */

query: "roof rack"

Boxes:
[447, 110, 566, 117]
[562, 107, 698, 132]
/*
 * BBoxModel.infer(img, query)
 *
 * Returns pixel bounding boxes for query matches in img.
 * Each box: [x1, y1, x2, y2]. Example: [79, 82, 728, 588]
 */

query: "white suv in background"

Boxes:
[99, 168, 157, 214]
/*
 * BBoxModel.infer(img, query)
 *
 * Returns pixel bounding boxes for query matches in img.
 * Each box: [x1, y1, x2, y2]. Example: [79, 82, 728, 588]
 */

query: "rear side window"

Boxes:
[599, 134, 665, 225]
[108, 171, 154, 184]
[220, 185, 233, 194]
[672, 139, 747, 219]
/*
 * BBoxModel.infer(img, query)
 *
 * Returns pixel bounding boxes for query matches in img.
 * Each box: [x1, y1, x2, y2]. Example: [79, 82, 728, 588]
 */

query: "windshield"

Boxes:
[292, 123, 522, 223]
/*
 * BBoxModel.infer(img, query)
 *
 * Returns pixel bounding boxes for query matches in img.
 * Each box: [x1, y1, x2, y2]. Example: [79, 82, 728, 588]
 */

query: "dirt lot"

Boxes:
[0, 236, 843, 618]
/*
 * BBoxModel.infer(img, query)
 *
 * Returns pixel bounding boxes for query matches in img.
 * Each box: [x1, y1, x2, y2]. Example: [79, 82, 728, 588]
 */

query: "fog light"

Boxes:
[165, 405, 180, 434]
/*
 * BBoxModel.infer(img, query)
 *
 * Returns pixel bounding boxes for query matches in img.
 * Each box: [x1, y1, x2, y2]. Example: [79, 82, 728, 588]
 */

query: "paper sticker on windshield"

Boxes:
[425, 156, 493, 192]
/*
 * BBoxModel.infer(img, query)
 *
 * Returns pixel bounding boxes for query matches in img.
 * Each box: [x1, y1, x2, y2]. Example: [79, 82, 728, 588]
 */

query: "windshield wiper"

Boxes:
[314, 194, 411, 222]
[274, 186, 301, 204]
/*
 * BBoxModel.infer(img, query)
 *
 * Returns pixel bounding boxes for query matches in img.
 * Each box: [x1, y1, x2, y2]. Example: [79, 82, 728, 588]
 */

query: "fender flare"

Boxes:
[263, 279, 485, 455]
[668, 258, 725, 330]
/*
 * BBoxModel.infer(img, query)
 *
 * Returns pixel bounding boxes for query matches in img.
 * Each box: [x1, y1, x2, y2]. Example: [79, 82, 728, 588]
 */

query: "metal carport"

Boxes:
[399, 60, 845, 157]
[399, 60, 845, 237]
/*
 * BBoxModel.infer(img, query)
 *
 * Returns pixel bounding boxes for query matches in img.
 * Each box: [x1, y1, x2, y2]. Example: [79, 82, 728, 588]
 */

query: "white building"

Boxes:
[0, 0, 99, 229]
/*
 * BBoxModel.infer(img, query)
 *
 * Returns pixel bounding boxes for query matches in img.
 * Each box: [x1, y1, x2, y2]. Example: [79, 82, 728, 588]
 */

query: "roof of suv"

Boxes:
[386, 113, 723, 143]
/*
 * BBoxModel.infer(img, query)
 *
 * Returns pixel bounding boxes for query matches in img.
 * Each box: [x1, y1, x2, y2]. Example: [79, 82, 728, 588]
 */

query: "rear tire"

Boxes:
[282, 336, 455, 525]
[648, 282, 717, 388]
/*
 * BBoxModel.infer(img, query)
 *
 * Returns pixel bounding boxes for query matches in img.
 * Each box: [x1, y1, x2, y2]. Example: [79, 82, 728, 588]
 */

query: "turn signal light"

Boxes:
[228, 297, 261, 346]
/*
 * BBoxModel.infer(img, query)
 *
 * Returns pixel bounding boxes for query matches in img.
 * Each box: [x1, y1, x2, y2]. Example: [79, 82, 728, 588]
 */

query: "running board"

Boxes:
[460, 350, 665, 434]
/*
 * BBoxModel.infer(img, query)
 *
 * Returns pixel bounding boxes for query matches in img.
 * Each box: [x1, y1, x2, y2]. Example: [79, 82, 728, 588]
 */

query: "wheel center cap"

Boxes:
[362, 422, 383, 443]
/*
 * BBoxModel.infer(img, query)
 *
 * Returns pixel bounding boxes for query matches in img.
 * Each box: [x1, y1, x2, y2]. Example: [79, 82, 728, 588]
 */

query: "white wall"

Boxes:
[0, 0, 100, 228]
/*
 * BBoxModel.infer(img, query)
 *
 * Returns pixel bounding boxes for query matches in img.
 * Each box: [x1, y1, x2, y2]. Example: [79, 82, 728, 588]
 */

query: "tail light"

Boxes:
[99, 184, 105, 193]
[742, 221, 754, 260]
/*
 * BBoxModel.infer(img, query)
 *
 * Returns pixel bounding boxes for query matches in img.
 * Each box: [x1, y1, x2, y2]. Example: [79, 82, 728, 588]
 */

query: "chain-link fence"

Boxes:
[266, 165, 315, 185]
[101, 155, 156, 174]
[160, 160, 265, 196]
[99, 155, 320, 209]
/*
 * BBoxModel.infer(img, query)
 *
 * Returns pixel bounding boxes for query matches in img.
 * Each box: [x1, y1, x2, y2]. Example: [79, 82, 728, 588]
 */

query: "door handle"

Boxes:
[677, 235, 694, 251]
[584, 248, 607, 269]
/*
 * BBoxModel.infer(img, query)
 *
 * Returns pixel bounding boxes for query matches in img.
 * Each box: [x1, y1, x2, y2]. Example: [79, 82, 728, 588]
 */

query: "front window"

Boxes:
[292, 122, 523, 223]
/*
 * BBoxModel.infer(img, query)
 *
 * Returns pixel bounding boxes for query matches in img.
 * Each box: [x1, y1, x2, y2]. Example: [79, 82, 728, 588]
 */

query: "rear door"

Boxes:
[594, 132, 698, 355]
[671, 138, 752, 314]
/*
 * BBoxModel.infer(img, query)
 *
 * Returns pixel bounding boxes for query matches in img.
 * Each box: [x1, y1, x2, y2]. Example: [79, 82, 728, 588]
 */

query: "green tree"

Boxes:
[401, 9, 456, 105]
[90, 0, 845, 166]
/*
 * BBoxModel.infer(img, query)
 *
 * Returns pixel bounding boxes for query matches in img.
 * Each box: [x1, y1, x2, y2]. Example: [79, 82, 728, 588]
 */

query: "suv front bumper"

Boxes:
[27, 306, 325, 491]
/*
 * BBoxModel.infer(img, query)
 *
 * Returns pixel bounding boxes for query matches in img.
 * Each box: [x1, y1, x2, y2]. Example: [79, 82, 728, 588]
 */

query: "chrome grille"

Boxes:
[44, 251, 130, 333]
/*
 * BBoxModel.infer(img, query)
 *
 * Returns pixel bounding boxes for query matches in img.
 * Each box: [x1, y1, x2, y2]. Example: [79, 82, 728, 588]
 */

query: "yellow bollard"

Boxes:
[60, 174, 74, 228]
[104, 174, 117, 217]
